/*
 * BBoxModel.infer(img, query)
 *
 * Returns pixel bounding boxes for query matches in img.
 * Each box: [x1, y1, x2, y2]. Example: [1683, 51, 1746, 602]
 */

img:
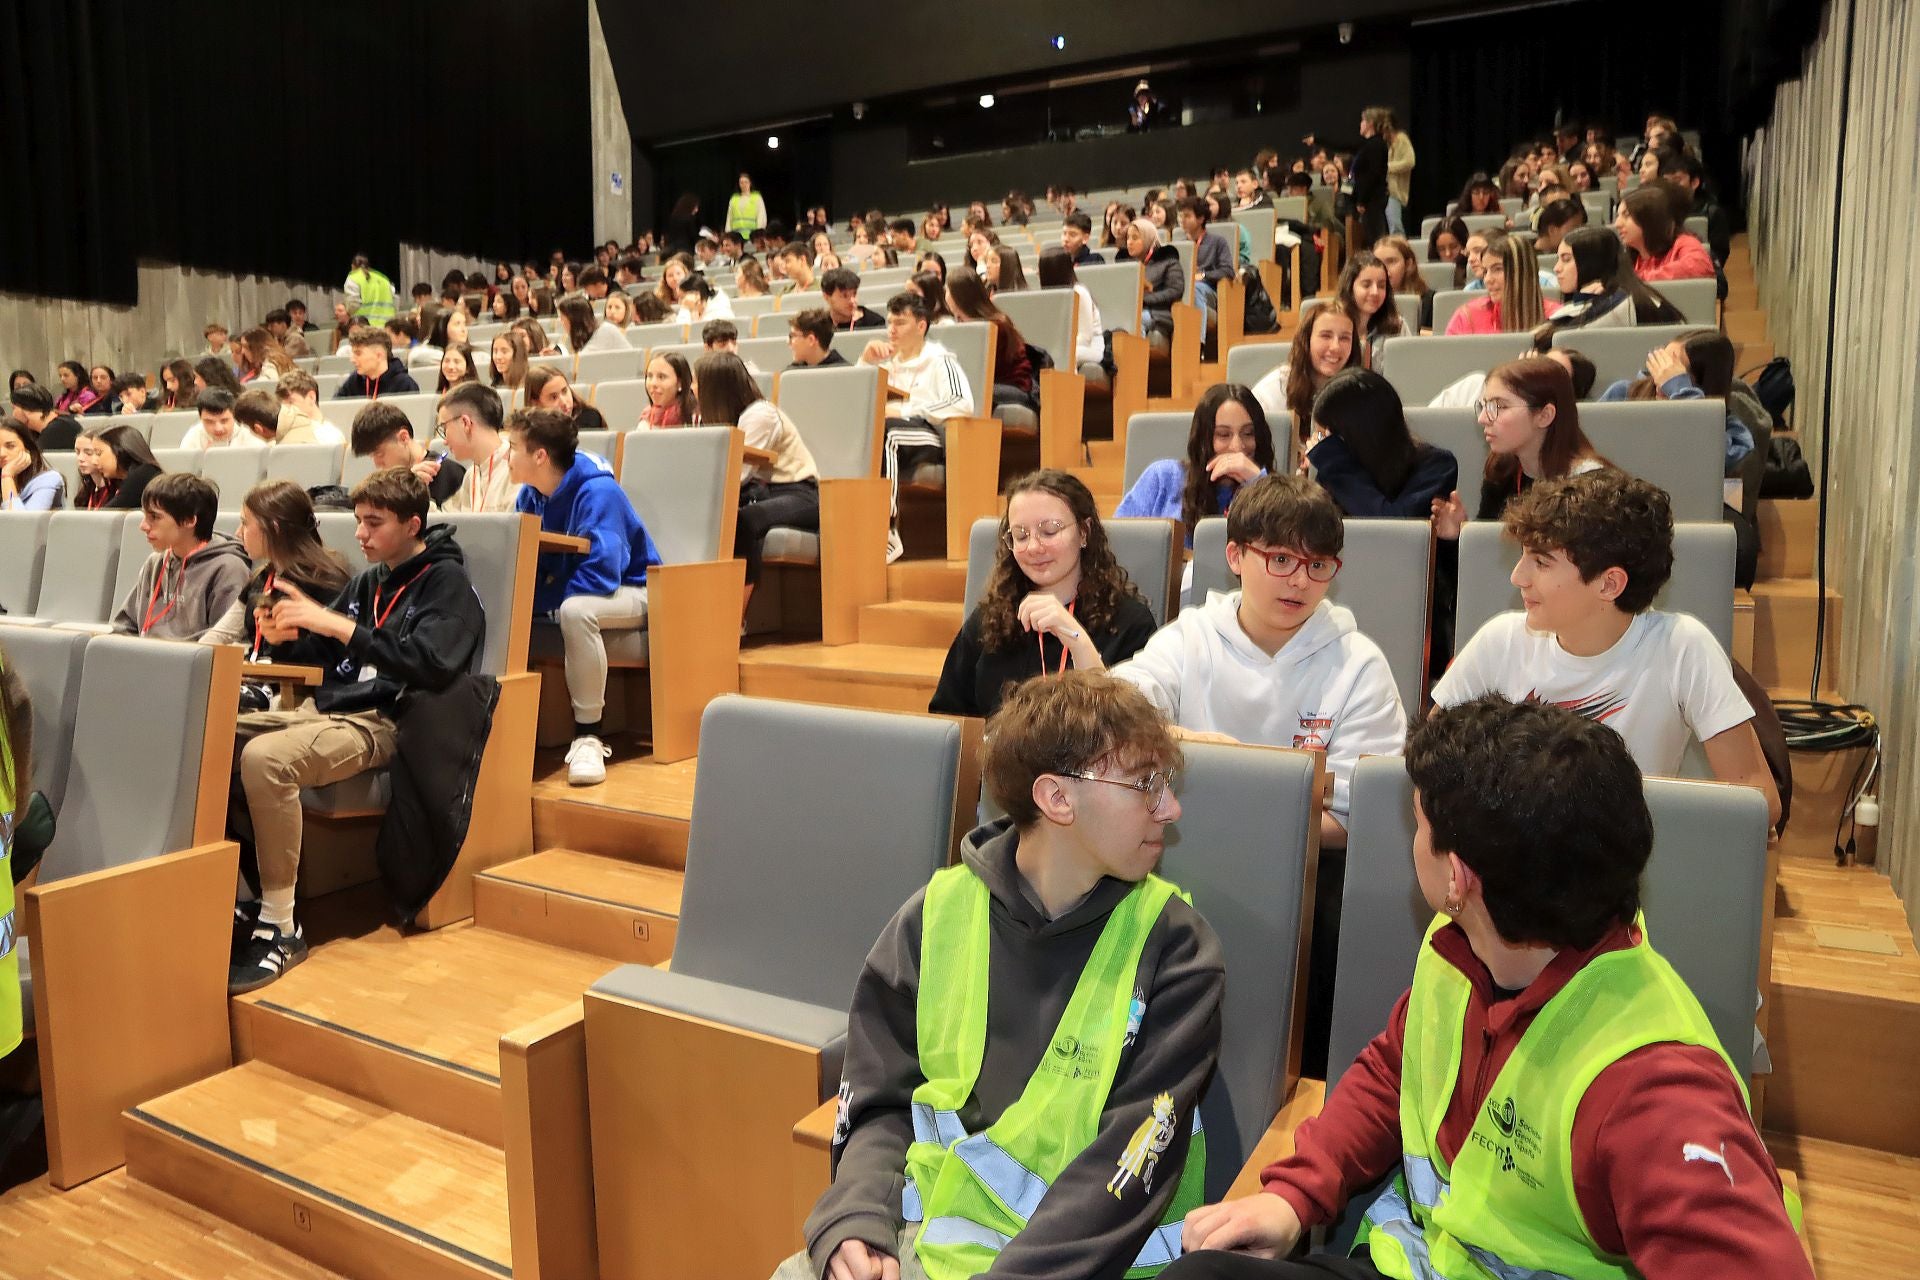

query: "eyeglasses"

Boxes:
[1475, 399, 1528, 420]
[1005, 518, 1076, 549]
[1061, 769, 1177, 812]
[1239, 545, 1341, 583]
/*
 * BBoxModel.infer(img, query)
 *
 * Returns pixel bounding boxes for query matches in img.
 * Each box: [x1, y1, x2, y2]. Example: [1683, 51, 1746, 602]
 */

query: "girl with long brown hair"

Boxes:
[1250, 304, 1357, 441]
[944, 267, 1034, 409]
[1115, 384, 1279, 547]
[202, 479, 352, 660]
[929, 469, 1156, 718]
[1431, 356, 1607, 538]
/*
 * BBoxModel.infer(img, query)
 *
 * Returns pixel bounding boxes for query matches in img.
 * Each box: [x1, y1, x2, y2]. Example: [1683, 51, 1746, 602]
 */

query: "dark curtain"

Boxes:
[644, 118, 833, 244]
[1721, 0, 1829, 132]
[1407, 0, 1731, 227]
[0, 0, 592, 304]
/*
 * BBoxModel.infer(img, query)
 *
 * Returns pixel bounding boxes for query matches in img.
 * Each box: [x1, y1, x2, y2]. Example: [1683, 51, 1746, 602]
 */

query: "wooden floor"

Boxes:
[0, 1170, 343, 1280]
[530, 741, 698, 821]
[1769, 1130, 1920, 1279]
[1773, 861, 1920, 1003]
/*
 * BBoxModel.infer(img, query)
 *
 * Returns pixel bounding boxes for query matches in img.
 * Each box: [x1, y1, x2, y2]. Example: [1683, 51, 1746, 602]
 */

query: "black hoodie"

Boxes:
[806, 820, 1224, 1280]
[333, 356, 421, 400]
[276, 524, 485, 715]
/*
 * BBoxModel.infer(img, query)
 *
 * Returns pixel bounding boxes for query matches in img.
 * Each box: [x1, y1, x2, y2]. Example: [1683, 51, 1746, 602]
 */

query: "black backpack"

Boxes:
[1746, 357, 1795, 429]
[1240, 265, 1279, 335]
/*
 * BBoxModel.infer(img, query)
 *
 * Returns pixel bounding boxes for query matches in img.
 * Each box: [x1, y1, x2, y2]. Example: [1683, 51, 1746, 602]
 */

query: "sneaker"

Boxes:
[885, 527, 905, 564]
[229, 922, 308, 994]
[566, 735, 611, 786]
[231, 899, 262, 952]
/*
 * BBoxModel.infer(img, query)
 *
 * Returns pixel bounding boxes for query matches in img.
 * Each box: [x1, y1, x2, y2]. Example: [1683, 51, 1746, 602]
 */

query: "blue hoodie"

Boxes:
[516, 452, 660, 614]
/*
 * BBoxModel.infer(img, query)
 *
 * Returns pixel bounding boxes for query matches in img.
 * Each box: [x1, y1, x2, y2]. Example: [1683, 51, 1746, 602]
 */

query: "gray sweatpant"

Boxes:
[556, 585, 648, 722]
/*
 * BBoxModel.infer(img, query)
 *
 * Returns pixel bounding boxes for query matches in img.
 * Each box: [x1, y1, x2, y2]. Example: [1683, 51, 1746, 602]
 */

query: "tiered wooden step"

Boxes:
[125, 1062, 509, 1280]
[1748, 577, 1844, 693]
[1758, 495, 1818, 582]
[1768, 1131, 1920, 1280]
[0, 1168, 345, 1279]
[857, 599, 965, 647]
[529, 746, 696, 870]
[475, 848, 681, 965]
[740, 641, 945, 712]
[1768, 862, 1920, 1156]
[230, 925, 614, 1148]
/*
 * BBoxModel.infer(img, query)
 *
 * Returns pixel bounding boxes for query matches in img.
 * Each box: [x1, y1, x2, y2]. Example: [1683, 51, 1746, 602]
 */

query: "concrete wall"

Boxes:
[588, 0, 634, 246]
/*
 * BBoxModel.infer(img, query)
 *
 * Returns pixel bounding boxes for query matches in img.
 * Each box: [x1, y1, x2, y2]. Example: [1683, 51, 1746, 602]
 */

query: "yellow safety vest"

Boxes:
[350, 268, 395, 323]
[903, 864, 1205, 1278]
[0, 655, 21, 1059]
[1363, 916, 1800, 1280]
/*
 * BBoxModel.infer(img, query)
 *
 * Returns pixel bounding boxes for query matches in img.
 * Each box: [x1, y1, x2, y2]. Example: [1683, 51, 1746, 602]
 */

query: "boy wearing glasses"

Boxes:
[782, 670, 1223, 1280]
[1113, 474, 1406, 849]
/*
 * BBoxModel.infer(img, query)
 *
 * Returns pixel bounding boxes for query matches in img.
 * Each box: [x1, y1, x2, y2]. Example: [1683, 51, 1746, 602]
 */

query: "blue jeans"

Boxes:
[1194, 278, 1218, 325]
[1386, 196, 1406, 236]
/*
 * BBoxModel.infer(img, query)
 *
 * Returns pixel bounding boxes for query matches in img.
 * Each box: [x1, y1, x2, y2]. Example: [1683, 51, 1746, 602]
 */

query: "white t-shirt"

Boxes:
[1431, 609, 1753, 776]
[180, 423, 268, 449]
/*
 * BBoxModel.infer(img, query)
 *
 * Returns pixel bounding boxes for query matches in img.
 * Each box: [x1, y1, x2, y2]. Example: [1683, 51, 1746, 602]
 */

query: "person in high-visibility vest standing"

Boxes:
[1169, 695, 1810, 1280]
[0, 645, 28, 1061]
[726, 173, 767, 239]
[343, 254, 395, 325]
[773, 671, 1224, 1280]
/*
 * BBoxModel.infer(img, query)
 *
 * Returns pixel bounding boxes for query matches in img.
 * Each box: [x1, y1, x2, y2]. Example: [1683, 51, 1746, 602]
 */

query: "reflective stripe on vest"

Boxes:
[1364, 915, 1793, 1280]
[903, 865, 1204, 1278]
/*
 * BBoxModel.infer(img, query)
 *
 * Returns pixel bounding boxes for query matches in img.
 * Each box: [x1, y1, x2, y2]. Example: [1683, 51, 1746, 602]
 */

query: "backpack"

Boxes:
[1240, 265, 1279, 334]
[1733, 660, 1794, 834]
[1761, 435, 1814, 499]
[1746, 357, 1795, 429]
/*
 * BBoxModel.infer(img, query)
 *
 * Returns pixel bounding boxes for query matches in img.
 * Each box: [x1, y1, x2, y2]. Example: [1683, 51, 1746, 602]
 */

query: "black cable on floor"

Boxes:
[1772, 696, 1878, 863]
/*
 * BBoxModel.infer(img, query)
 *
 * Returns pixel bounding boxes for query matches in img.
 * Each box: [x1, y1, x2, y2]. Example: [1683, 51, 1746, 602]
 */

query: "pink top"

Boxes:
[1444, 295, 1561, 335]
[1633, 233, 1715, 281]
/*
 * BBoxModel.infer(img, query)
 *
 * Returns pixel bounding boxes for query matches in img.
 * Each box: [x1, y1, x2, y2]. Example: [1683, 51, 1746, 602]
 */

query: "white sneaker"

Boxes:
[566, 735, 611, 786]
[885, 528, 905, 564]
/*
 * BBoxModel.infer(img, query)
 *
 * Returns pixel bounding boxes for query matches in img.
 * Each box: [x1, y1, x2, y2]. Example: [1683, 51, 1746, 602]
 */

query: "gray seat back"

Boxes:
[1654, 278, 1717, 325]
[575, 431, 617, 472]
[0, 512, 53, 615]
[732, 295, 778, 319]
[1159, 741, 1320, 1199]
[263, 443, 344, 489]
[42, 635, 221, 881]
[1193, 517, 1432, 714]
[1122, 412, 1194, 493]
[148, 411, 198, 449]
[627, 321, 688, 352]
[670, 696, 962, 1008]
[1405, 402, 1726, 523]
[434, 512, 526, 676]
[1078, 261, 1144, 338]
[382, 392, 439, 439]
[573, 350, 643, 386]
[963, 516, 1180, 626]
[737, 337, 791, 371]
[47, 452, 81, 498]
[590, 379, 649, 434]
[1455, 520, 1736, 655]
[1224, 343, 1289, 393]
[1377, 335, 1537, 406]
[1429, 288, 1475, 335]
[1331, 758, 1769, 1091]
[1418, 261, 1458, 291]
[38, 513, 130, 624]
[1550, 324, 1696, 392]
[111, 513, 161, 609]
[341, 451, 376, 489]
[620, 426, 735, 563]
[993, 289, 1075, 368]
[199, 447, 269, 509]
[0, 624, 89, 812]
[775, 365, 883, 479]
[152, 447, 204, 476]
[1231, 207, 1278, 263]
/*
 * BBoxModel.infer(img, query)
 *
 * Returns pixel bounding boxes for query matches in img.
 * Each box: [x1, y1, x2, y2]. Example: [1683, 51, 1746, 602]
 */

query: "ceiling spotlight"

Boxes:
[766, 135, 780, 150]
[1051, 34, 1066, 50]
[978, 93, 996, 109]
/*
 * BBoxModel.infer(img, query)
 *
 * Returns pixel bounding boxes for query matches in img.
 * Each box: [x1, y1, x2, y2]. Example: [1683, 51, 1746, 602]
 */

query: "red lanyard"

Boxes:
[85, 483, 113, 510]
[248, 571, 276, 660]
[1039, 598, 1077, 676]
[468, 449, 498, 508]
[141, 545, 200, 635]
[372, 566, 431, 630]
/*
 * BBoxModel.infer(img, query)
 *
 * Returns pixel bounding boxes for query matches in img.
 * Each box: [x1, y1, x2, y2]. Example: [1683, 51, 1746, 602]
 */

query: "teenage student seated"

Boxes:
[1167, 695, 1809, 1280]
[181, 387, 266, 450]
[272, 369, 345, 444]
[930, 470, 1158, 718]
[858, 291, 976, 563]
[333, 328, 421, 399]
[1305, 369, 1457, 519]
[786, 307, 850, 369]
[110, 472, 251, 639]
[1113, 473, 1407, 848]
[228, 469, 485, 991]
[1432, 470, 1780, 827]
[507, 407, 659, 787]
[1116, 384, 1277, 547]
[351, 401, 465, 509]
[0, 418, 64, 511]
[435, 382, 521, 512]
[201, 479, 351, 661]
[778, 670, 1223, 1280]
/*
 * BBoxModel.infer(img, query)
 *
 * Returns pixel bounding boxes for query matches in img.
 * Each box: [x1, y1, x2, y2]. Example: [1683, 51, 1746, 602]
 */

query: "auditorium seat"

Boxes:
[6, 512, 129, 626]
[0, 511, 53, 616]
[199, 445, 269, 508]
[964, 513, 1183, 626]
[588, 379, 648, 433]
[147, 411, 197, 449]
[1418, 260, 1456, 292]
[46, 451, 80, 497]
[1232, 206, 1279, 264]
[735, 335, 791, 369]
[0, 623, 88, 814]
[584, 695, 970, 1280]
[1193, 516, 1434, 716]
[1406, 399, 1728, 521]
[1378, 333, 1539, 405]
[1225, 341, 1290, 390]
[1655, 276, 1719, 324]
[572, 349, 644, 385]
[151, 446, 203, 476]
[380, 392, 439, 439]
[1429, 287, 1475, 333]
[574, 429, 618, 473]
[262, 441, 344, 489]
[993, 287, 1076, 372]
[1552, 322, 1700, 389]
[1122, 410, 1197, 493]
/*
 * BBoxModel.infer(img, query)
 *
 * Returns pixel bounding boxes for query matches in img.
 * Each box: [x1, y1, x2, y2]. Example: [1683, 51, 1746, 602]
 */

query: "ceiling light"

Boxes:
[978, 94, 996, 109]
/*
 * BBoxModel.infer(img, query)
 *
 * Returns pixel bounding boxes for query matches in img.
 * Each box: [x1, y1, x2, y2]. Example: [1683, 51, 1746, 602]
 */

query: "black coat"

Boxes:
[377, 672, 499, 923]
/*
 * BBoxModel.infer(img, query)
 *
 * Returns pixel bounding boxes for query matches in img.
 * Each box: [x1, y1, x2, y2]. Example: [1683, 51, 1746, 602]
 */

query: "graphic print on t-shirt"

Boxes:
[1294, 712, 1332, 750]
[1526, 688, 1627, 724]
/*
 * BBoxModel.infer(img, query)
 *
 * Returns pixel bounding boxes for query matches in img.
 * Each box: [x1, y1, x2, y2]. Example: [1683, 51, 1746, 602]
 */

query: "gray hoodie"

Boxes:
[805, 820, 1224, 1280]
[110, 533, 253, 641]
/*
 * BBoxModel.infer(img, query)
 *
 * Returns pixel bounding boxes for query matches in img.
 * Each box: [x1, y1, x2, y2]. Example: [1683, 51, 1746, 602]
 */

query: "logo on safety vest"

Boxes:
[1107, 1092, 1178, 1199]
[1045, 1034, 1101, 1079]
[1485, 1096, 1517, 1137]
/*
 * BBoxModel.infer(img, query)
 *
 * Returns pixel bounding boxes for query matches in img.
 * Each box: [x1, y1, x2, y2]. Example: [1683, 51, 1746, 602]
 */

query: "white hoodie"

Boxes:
[886, 339, 974, 423]
[1113, 591, 1407, 823]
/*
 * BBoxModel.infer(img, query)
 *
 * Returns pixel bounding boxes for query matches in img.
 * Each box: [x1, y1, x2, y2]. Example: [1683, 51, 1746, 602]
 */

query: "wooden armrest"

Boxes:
[1228, 1077, 1326, 1199]
[794, 1096, 838, 1152]
[241, 661, 324, 686]
[743, 445, 777, 467]
[539, 531, 591, 554]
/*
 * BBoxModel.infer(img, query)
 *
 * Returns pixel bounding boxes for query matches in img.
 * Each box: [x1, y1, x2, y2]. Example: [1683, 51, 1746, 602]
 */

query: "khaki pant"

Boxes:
[233, 705, 396, 896]
[769, 1224, 928, 1280]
